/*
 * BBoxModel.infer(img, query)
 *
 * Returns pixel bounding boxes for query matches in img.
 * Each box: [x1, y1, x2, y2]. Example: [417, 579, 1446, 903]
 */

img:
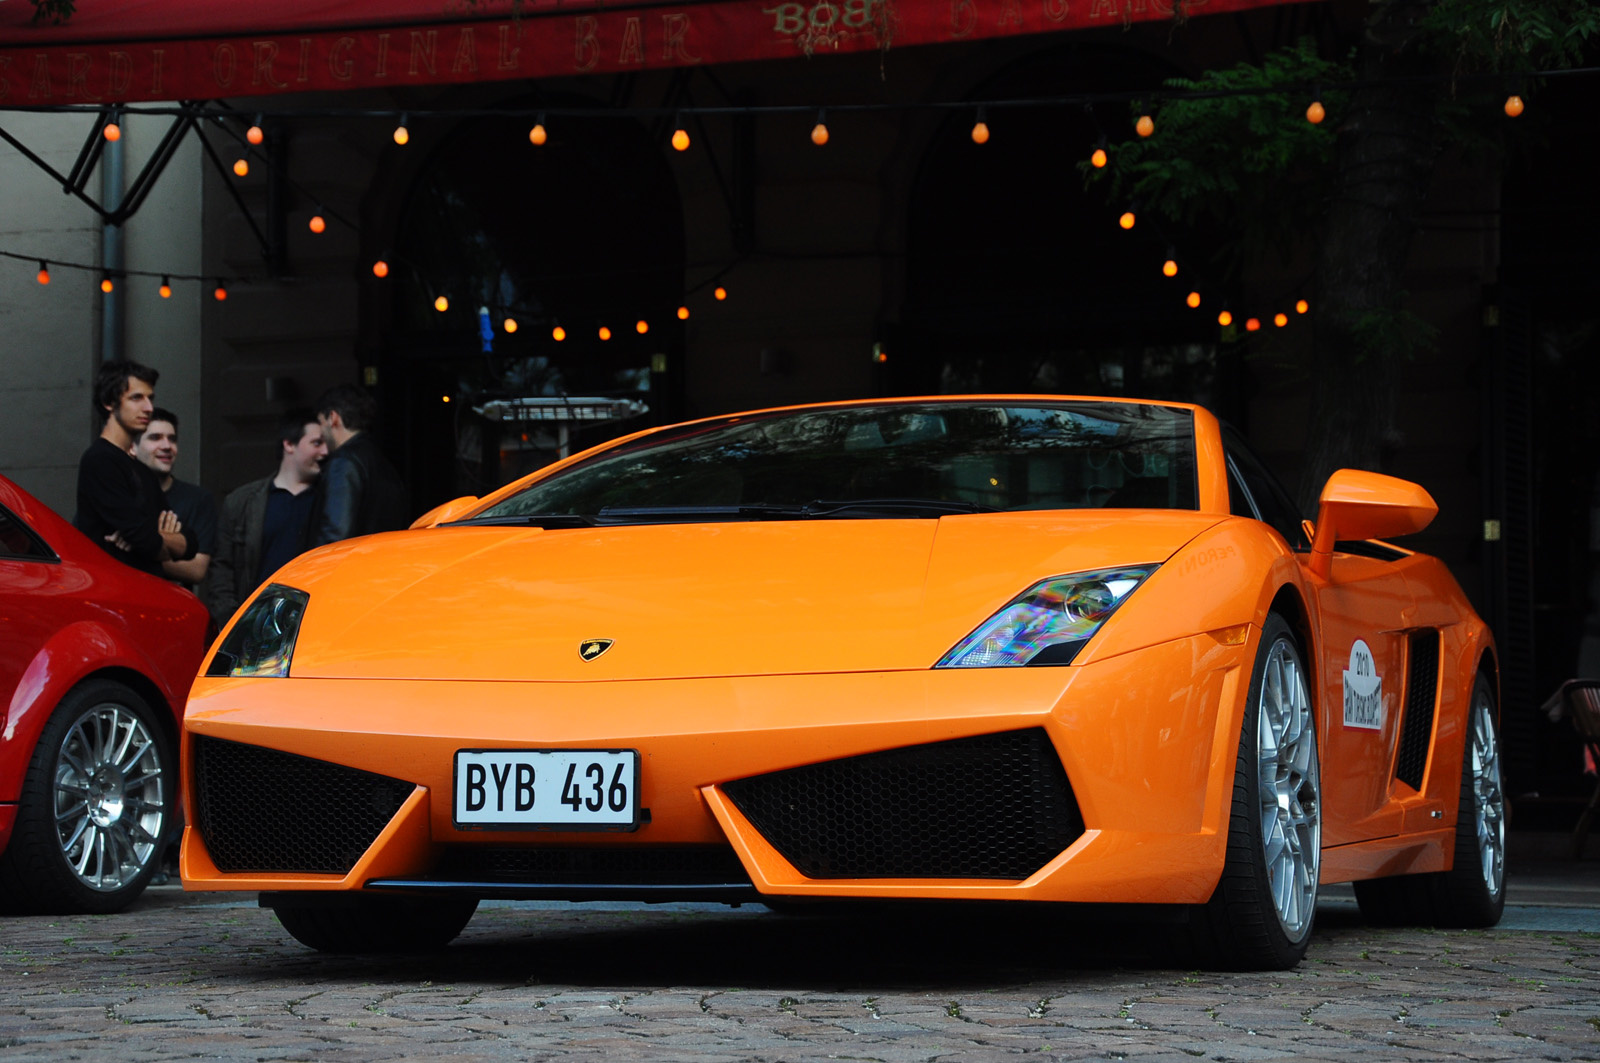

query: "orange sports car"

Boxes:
[181, 396, 1504, 969]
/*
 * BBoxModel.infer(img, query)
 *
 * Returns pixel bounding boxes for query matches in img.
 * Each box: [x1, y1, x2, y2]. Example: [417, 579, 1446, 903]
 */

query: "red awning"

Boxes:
[0, 0, 1309, 106]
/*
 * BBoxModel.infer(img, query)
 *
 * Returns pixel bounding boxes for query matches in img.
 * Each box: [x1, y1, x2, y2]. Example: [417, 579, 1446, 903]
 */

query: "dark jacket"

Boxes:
[210, 475, 270, 626]
[73, 438, 197, 576]
[304, 431, 409, 548]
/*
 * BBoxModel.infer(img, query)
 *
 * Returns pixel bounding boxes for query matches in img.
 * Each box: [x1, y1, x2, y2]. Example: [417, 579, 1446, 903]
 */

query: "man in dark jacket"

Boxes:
[74, 360, 196, 576]
[210, 409, 327, 625]
[304, 384, 409, 548]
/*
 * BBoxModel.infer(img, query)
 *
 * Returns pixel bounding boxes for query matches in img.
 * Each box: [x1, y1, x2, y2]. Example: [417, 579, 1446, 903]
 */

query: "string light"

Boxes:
[671, 116, 690, 152]
[442, 394, 451, 403]
[1245, 317, 1261, 331]
[1306, 99, 1325, 125]
[598, 325, 612, 340]
[811, 109, 829, 146]
[1274, 312, 1288, 327]
[1162, 257, 1178, 277]
[159, 276, 172, 298]
[529, 113, 548, 145]
[1218, 310, 1233, 327]
[552, 325, 566, 341]
[232, 158, 249, 177]
[372, 260, 389, 278]
[213, 282, 228, 301]
[100, 274, 114, 293]
[1119, 211, 1136, 230]
[1090, 141, 1108, 168]
[636, 319, 649, 334]
[103, 121, 121, 142]
[714, 286, 727, 301]
[247, 116, 264, 145]
[504, 317, 518, 333]
[394, 114, 410, 145]
[1135, 114, 1155, 137]
[1296, 299, 1309, 314]
[434, 295, 449, 312]
[971, 107, 990, 144]
[677, 305, 690, 320]
[36, 261, 49, 285]
[1186, 291, 1202, 308]
[308, 214, 326, 234]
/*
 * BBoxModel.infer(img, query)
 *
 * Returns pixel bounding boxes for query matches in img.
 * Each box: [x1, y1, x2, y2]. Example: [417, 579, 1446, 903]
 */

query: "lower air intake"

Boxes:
[192, 736, 413, 874]
[722, 728, 1082, 880]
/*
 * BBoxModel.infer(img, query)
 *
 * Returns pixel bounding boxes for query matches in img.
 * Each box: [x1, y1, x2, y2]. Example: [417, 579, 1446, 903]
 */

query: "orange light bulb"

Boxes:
[159, 281, 172, 299]
[1274, 312, 1288, 327]
[1245, 317, 1261, 332]
[1186, 291, 1201, 309]
[1218, 311, 1233, 327]
[811, 122, 829, 146]
[598, 326, 612, 340]
[970, 121, 990, 145]
[529, 123, 547, 146]
[213, 285, 228, 301]
[233, 158, 249, 177]
[677, 305, 690, 320]
[1136, 114, 1154, 137]
[714, 286, 727, 301]
[247, 124, 264, 145]
[636, 320, 649, 334]
[101, 277, 114, 294]
[1090, 147, 1107, 168]
[671, 128, 690, 151]
[103, 122, 121, 142]
[372, 260, 389, 278]
[393, 124, 409, 145]
[1306, 100, 1326, 125]
[36, 267, 49, 285]
[552, 326, 566, 341]
[1119, 212, 1136, 230]
[1296, 299, 1309, 314]
[1162, 259, 1178, 277]
[434, 295, 449, 312]
[504, 317, 518, 333]
[308, 215, 326, 234]
[1504, 95, 1524, 118]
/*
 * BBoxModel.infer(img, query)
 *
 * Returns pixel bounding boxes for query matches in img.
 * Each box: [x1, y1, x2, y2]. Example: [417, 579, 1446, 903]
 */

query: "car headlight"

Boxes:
[205, 584, 309, 678]
[934, 566, 1158, 668]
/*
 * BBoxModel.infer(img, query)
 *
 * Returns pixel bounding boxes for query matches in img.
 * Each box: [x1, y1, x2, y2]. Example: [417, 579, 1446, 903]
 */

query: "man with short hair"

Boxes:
[74, 360, 196, 576]
[210, 409, 328, 625]
[133, 408, 217, 592]
[304, 383, 409, 548]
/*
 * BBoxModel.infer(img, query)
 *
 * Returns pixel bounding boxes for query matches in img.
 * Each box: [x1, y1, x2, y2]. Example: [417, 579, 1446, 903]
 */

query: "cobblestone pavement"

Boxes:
[3, 885, 1597, 1063]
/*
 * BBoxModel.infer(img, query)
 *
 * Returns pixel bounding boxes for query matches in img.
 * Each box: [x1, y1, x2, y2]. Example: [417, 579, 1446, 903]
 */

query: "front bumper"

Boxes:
[181, 629, 1252, 904]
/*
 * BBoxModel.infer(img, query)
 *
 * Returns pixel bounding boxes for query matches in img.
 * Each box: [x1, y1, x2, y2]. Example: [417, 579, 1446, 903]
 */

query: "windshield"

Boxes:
[471, 401, 1198, 522]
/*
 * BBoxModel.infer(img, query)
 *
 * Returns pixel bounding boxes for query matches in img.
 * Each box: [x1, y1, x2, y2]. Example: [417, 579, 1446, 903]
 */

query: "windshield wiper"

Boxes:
[442, 513, 597, 528]
[798, 498, 994, 517]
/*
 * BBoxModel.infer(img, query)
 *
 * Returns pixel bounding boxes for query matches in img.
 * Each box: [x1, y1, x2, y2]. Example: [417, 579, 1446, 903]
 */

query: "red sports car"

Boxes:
[0, 474, 210, 912]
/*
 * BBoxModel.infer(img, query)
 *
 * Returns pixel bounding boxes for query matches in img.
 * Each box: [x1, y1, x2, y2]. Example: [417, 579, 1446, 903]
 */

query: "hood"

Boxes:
[282, 511, 1224, 681]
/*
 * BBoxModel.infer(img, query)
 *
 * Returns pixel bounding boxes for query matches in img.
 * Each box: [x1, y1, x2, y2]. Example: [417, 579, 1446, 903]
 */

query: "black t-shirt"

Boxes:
[258, 485, 316, 584]
[74, 438, 196, 576]
[165, 478, 218, 556]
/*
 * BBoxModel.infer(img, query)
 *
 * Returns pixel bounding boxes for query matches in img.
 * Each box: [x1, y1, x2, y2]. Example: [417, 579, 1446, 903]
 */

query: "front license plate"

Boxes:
[453, 749, 640, 831]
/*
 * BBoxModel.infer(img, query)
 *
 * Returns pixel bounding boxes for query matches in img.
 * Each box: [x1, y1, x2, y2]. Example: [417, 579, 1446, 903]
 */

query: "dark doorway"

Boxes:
[898, 45, 1230, 416]
[378, 101, 686, 513]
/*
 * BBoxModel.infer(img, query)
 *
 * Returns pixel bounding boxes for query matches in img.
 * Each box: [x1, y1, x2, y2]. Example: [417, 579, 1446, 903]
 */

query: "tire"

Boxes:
[1353, 672, 1505, 928]
[1189, 613, 1321, 970]
[0, 679, 174, 914]
[265, 893, 479, 953]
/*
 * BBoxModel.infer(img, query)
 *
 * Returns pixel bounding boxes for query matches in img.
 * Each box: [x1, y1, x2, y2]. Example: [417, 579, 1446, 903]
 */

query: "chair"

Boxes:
[1556, 680, 1600, 859]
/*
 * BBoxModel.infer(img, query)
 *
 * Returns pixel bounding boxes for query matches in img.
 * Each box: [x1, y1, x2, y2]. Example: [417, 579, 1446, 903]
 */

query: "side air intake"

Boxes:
[1395, 630, 1441, 790]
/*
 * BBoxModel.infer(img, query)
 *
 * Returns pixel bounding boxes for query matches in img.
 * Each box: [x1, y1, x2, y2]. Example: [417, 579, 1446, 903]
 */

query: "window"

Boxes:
[0, 506, 55, 561]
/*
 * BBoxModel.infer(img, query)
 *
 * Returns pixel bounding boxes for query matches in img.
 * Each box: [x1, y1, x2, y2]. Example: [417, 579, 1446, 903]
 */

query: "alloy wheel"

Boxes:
[1468, 690, 1506, 899]
[1256, 637, 1320, 939]
[52, 702, 167, 892]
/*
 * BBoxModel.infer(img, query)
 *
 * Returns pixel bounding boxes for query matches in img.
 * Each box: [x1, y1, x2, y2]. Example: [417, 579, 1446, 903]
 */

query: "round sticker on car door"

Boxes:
[1342, 639, 1384, 730]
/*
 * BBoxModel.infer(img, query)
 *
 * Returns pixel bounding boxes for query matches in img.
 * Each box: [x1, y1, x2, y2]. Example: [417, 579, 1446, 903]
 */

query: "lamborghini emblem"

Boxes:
[579, 639, 615, 661]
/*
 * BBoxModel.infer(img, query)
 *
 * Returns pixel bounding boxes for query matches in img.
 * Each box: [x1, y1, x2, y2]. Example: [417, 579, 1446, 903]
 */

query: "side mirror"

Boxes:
[1307, 469, 1436, 579]
[410, 495, 480, 530]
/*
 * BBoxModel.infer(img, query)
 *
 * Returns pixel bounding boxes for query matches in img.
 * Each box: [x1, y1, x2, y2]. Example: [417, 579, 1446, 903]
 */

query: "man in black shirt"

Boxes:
[74, 361, 195, 576]
[305, 384, 409, 547]
[211, 409, 327, 626]
[133, 408, 217, 593]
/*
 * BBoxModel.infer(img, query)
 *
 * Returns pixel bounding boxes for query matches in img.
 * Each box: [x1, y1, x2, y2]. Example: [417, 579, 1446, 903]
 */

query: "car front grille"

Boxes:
[192, 736, 413, 874]
[721, 728, 1082, 880]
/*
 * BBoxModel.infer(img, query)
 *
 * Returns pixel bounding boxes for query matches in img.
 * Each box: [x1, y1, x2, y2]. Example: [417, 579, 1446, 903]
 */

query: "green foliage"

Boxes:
[1348, 305, 1440, 366]
[1425, 0, 1600, 73]
[1087, 39, 1350, 268]
[28, 0, 75, 24]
